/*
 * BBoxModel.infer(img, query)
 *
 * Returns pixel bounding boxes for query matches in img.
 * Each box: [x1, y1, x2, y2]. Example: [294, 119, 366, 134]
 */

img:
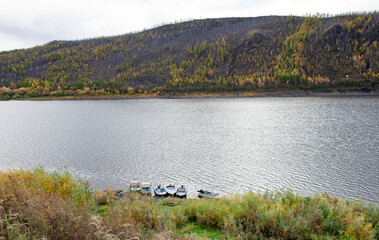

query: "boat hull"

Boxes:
[175, 185, 187, 198]
[154, 191, 168, 198]
[166, 185, 177, 197]
[155, 184, 168, 198]
[141, 188, 152, 196]
[198, 190, 219, 199]
[129, 188, 141, 193]
[175, 193, 187, 198]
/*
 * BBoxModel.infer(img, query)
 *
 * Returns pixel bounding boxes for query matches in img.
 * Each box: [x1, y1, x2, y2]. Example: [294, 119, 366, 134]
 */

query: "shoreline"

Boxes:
[5, 89, 379, 101]
[2, 168, 378, 239]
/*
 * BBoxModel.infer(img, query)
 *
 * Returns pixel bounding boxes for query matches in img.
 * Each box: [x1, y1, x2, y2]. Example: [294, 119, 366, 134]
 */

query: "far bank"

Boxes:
[2, 88, 379, 101]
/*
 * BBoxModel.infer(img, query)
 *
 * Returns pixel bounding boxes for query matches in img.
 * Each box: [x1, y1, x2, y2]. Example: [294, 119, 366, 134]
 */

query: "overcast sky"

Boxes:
[0, 0, 378, 51]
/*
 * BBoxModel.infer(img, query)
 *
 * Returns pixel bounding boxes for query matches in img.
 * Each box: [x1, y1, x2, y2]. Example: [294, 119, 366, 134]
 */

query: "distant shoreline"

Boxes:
[8, 89, 379, 101]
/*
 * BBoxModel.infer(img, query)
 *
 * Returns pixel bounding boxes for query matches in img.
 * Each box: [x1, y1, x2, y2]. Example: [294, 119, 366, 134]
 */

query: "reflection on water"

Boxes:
[0, 97, 378, 202]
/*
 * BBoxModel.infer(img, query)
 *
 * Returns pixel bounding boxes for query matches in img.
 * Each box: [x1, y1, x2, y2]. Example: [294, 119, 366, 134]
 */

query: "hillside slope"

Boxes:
[0, 13, 378, 98]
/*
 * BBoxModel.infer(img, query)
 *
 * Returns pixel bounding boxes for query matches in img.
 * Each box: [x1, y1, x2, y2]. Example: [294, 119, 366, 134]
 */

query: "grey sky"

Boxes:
[0, 0, 378, 51]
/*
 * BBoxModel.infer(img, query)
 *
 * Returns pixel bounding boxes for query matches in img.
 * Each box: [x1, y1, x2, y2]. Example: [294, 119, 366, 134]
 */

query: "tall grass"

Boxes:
[176, 191, 378, 239]
[0, 168, 193, 239]
[0, 168, 136, 239]
[0, 168, 377, 239]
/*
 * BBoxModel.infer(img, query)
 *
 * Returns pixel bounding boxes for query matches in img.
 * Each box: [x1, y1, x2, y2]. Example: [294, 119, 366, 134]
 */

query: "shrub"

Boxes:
[94, 190, 108, 205]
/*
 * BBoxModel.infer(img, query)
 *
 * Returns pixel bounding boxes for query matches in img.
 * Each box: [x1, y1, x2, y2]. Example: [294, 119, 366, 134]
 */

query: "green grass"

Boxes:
[181, 222, 224, 239]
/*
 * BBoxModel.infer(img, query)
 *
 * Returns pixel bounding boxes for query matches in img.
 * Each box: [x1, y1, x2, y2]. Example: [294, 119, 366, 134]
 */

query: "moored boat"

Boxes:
[166, 184, 177, 197]
[140, 182, 152, 196]
[175, 185, 187, 198]
[198, 189, 220, 199]
[154, 184, 168, 198]
[129, 181, 141, 192]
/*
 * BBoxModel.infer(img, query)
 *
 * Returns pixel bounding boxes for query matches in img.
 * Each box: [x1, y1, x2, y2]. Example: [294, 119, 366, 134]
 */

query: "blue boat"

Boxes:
[129, 181, 141, 192]
[175, 185, 187, 198]
[198, 189, 220, 199]
[166, 184, 177, 197]
[154, 184, 168, 198]
[140, 182, 152, 196]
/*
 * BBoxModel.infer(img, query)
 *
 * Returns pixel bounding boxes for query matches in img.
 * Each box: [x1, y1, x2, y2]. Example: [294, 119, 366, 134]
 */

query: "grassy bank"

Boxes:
[0, 168, 377, 239]
[1, 87, 378, 101]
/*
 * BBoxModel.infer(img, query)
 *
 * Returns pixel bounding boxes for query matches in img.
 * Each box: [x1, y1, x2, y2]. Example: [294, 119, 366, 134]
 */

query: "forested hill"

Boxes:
[0, 13, 378, 98]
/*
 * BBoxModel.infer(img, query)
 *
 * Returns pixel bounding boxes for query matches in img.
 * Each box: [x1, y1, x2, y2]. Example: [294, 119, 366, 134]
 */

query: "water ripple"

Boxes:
[0, 97, 378, 202]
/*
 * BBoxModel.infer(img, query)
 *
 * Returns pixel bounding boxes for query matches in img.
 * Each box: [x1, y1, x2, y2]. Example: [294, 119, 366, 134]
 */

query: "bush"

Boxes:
[94, 190, 108, 205]
[177, 191, 377, 239]
[341, 78, 355, 86]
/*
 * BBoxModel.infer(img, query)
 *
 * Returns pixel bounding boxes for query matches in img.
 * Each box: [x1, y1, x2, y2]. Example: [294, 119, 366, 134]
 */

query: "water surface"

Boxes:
[0, 97, 378, 202]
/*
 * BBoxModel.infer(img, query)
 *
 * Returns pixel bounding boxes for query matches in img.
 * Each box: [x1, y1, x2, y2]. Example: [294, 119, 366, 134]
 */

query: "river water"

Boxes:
[0, 96, 378, 202]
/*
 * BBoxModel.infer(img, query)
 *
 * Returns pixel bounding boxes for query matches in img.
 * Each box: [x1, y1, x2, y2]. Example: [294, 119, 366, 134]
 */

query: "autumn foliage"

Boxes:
[0, 13, 378, 99]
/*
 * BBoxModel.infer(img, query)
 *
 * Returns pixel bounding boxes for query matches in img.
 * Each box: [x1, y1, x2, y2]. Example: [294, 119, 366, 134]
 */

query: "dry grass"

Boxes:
[0, 168, 198, 239]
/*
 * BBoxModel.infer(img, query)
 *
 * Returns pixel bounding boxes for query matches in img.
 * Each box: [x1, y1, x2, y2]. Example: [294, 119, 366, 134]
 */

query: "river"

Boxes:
[0, 96, 378, 202]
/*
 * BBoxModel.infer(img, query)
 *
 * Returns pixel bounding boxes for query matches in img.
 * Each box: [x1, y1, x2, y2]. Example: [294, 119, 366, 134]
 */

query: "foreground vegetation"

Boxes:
[0, 168, 377, 239]
[1, 13, 378, 100]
